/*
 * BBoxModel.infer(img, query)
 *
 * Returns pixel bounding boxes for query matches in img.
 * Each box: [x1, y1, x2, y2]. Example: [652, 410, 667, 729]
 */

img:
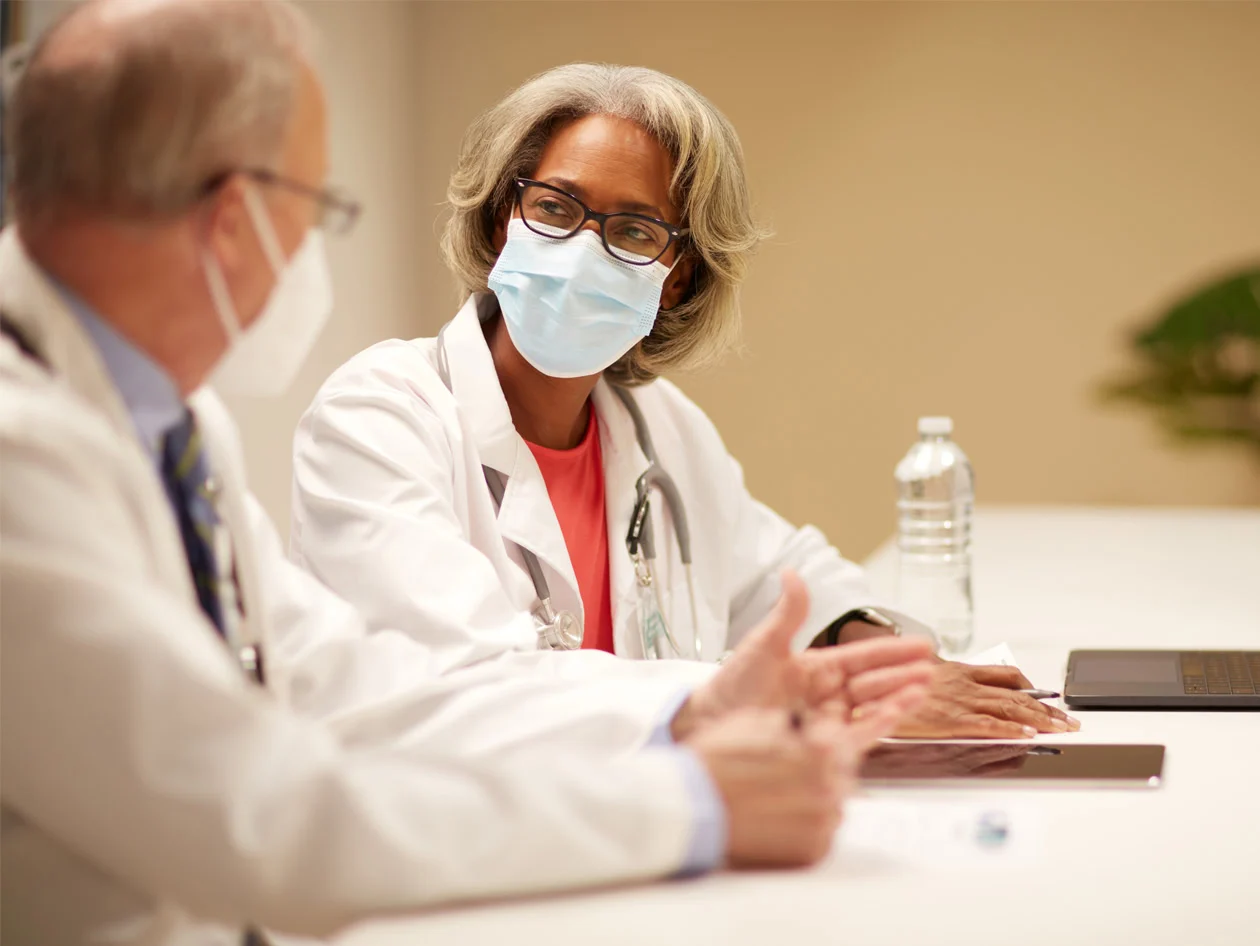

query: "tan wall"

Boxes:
[406, 0, 1260, 559]
[31, 1, 1256, 554]
[225, 0, 430, 532]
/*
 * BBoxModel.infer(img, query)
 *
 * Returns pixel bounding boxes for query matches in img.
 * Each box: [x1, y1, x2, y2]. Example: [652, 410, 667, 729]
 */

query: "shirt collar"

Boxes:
[51, 276, 185, 458]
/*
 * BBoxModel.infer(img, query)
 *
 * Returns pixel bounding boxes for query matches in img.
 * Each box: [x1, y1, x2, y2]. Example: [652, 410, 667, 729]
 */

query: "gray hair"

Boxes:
[7, 0, 314, 222]
[442, 63, 769, 385]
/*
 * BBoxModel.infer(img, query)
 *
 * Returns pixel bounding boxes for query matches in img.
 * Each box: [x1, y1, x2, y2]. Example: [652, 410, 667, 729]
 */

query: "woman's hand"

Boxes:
[890, 662, 1081, 739]
[672, 571, 934, 742]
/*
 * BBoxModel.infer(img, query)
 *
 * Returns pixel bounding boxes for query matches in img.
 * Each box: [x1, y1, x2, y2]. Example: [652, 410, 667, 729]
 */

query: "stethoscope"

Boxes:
[436, 324, 702, 660]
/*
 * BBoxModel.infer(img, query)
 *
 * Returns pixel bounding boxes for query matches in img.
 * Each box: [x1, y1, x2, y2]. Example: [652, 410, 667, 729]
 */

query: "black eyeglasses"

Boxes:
[202, 168, 362, 236]
[513, 178, 686, 266]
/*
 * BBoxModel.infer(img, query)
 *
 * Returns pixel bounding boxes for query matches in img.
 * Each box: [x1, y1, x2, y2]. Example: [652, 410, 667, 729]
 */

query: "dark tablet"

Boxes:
[861, 742, 1164, 787]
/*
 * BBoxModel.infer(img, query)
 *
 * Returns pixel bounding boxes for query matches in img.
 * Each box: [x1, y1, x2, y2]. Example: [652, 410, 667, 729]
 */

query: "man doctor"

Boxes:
[0, 2, 933, 944]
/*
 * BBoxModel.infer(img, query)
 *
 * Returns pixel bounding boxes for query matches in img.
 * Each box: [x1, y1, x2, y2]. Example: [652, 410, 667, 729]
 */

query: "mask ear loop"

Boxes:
[242, 184, 288, 275]
[201, 245, 242, 345]
[656, 242, 696, 314]
[202, 181, 287, 345]
[607, 237, 694, 371]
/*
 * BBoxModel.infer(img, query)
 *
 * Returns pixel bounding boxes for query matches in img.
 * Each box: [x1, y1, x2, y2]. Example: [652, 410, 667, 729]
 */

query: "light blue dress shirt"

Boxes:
[55, 281, 184, 457]
[55, 275, 727, 876]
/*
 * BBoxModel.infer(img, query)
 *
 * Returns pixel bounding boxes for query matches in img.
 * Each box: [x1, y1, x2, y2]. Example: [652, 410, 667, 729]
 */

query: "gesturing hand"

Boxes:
[687, 710, 846, 868]
[672, 571, 934, 744]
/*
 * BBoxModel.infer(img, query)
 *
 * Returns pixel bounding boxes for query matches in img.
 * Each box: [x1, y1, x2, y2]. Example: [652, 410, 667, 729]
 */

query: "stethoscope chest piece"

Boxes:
[533, 599, 583, 651]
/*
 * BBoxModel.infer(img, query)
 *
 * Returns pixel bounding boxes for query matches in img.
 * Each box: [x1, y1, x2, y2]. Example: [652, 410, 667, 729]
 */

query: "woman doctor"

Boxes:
[291, 63, 1078, 739]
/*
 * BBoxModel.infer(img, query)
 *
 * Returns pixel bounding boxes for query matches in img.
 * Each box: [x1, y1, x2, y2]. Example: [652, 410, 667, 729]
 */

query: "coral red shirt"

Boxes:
[525, 407, 615, 653]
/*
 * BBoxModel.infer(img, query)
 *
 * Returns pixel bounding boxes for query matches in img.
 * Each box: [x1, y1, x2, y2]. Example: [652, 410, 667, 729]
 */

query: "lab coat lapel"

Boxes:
[0, 228, 135, 440]
[441, 295, 517, 475]
[442, 294, 581, 617]
[592, 379, 652, 657]
[495, 440, 580, 613]
[0, 227, 198, 604]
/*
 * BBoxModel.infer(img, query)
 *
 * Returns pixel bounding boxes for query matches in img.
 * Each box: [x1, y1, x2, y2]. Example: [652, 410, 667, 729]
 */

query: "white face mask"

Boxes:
[202, 184, 334, 396]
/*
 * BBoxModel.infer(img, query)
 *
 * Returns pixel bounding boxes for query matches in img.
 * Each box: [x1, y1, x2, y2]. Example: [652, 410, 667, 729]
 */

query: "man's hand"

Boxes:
[688, 679, 926, 869]
[892, 663, 1081, 739]
[686, 710, 843, 868]
[671, 571, 934, 742]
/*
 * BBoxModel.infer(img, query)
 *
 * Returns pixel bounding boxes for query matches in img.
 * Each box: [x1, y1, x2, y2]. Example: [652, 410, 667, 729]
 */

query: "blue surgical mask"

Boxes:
[488, 218, 675, 378]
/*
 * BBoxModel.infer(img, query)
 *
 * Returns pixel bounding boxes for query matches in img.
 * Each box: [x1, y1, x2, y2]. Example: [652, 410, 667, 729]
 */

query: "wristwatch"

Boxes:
[815, 606, 902, 648]
[846, 607, 901, 634]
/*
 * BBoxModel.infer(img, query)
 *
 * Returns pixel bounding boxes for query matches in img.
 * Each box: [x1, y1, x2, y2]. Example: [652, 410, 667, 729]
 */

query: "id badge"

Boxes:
[635, 559, 683, 660]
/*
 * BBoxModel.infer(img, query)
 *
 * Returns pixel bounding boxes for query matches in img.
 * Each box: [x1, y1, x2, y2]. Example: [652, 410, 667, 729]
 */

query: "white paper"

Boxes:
[834, 797, 1044, 869]
[958, 642, 1018, 667]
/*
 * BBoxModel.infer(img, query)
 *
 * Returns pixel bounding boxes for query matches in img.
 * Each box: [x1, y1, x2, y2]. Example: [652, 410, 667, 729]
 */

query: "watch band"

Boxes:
[820, 607, 901, 647]
[850, 607, 899, 632]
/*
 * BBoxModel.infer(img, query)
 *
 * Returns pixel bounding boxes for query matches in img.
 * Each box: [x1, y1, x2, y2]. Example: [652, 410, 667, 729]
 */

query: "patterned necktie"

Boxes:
[161, 415, 270, 946]
[160, 410, 225, 635]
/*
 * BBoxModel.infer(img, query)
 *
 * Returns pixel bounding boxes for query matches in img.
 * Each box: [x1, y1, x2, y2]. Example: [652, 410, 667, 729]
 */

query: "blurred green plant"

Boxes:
[1103, 266, 1260, 455]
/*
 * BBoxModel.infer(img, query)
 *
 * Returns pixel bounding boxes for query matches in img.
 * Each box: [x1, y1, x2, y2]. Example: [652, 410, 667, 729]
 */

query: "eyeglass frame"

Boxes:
[201, 168, 362, 236]
[512, 178, 687, 266]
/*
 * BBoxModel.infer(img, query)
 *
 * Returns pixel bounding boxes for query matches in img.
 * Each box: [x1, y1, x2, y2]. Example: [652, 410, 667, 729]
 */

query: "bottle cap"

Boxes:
[918, 416, 954, 436]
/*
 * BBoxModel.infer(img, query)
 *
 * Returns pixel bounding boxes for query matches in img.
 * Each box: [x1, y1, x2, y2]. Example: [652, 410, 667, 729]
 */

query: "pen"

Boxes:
[1019, 689, 1061, 700]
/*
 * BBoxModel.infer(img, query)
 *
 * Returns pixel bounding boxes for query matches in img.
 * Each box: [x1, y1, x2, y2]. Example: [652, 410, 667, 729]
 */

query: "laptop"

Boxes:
[1065, 650, 1260, 708]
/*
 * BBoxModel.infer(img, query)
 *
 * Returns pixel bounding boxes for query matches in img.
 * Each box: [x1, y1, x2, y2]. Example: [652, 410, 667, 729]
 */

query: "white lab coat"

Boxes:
[291, 294, 890, 668]
[0, 230, 719, 946]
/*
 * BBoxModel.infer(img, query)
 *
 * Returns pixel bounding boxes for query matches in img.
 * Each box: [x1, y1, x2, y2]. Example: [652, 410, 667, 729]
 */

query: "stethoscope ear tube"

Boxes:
[625, 466, 700, 660]
[633, 466, 692, 566]
[626, 483, 654, 560]
[612, 384, 692, 565]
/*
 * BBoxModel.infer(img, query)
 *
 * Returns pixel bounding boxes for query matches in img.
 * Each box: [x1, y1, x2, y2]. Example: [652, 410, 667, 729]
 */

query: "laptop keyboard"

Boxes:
[1181, 652, 1260, 695]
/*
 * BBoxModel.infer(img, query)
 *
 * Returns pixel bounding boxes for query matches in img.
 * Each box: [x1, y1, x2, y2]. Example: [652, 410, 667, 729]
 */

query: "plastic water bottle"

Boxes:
[895, 417, 975, 655]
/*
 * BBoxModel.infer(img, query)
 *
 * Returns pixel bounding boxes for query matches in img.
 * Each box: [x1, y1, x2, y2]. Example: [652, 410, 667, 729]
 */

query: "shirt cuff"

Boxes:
[645, 686, 693, 747]
[671, 745, 727, 876]
[646, 688, 727, 874]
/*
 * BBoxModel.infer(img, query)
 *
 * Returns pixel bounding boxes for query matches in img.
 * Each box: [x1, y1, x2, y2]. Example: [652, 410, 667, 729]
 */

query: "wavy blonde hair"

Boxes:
[441, 63, 768, 385]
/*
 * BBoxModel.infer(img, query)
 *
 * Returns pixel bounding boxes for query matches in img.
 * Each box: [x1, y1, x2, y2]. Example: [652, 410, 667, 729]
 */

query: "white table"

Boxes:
[337, 506, 1260, 946]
